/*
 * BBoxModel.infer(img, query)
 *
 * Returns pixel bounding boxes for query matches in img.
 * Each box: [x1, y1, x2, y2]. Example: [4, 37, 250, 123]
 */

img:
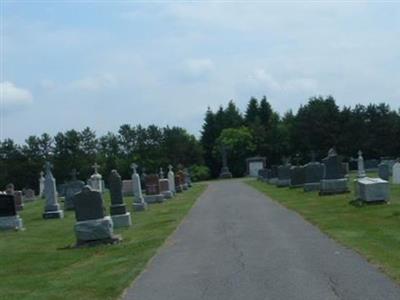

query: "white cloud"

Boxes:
[0, 81, 33, 109]
[69, 73, 117, 92]
[182, 58, 215, 78]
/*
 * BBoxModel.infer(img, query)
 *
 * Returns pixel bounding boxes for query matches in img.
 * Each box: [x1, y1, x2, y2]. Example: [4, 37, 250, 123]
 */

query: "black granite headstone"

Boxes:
[0, 194, 17, 217]
[322, 152, 344, 180]
[108, 170, 127, 215]
[73, 186, 105, 222]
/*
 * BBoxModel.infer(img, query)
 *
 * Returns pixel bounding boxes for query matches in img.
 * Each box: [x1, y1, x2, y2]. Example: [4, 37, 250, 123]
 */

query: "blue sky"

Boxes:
[2, 1, 400, 143]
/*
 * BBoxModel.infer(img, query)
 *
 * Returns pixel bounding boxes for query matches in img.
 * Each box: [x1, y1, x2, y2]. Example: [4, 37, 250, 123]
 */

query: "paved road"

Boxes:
[123, 179, 400, 300]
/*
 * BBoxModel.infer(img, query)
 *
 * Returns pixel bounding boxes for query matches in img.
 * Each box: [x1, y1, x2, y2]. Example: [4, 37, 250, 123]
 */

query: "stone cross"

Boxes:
[92, 163, 100, 174]
[168, 164, 173, 172]
[159, 168, 164, 179]
[131, 163, 138, 174]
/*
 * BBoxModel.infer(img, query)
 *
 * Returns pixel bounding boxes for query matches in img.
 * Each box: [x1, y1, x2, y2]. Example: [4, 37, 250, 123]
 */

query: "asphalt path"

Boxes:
[123, 179, 400, 300]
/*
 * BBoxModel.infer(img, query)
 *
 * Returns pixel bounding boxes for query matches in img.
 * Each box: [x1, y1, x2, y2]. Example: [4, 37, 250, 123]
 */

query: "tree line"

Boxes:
[0, 125, 204, 192]
[1, 95, 400, 191]
[200, 96, 400, 177]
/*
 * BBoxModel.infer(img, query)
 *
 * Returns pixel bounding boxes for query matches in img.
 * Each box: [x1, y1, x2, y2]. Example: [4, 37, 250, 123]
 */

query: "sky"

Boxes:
[1, 1, 400, 143]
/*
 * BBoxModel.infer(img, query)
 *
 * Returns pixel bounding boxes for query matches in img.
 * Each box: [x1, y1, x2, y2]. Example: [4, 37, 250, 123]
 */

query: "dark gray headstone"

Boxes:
[258, 168, 269, 180]
[64, 180, 85, 210]
[73, 186, 105, 222]
[278, 165, 291, 180]
[290, 166, 305, 187]
[0, 194, 17, 217]
[108, 170, 127, 215]
[271, 165, 278, 178]
[378, 163, 390, 180]
[305, 162, 324, 184]
[322, 152, 344, 180]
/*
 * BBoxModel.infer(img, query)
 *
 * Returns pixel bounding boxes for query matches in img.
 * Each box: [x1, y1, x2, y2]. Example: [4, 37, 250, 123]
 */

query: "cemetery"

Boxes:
[2, 2, 400, 299]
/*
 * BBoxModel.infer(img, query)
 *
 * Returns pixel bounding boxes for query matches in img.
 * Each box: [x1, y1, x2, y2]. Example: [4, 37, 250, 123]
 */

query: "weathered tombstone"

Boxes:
[159, 168, 173, 199]
[356, 178, 389, 203]
[144, 174, 165, 204]
[304, 152, 324, 192]
[108, 170, 131, 228]
[177, 170, 188, 190]
[268, 165, 279, 184]
[23, 188, 36, 202]
[72, 186, 120, 246]
[319, 148, 349, 195]
[393, 160, 400, 184]
[122, 179, 133, 196]
[175, 174, 183, 193]
[131, 163, 147, 211]
[89, 163, 103, 192]
[6, 184, 23, 210]
[42, 162, 64, 219]
[357, 150, 366, 178]
[39, 171, 45, 198]
[276, 159, 291, 187]
[167, 165, 176, 194]
[258, 168, 269, 182]
[63, 169, 85, 210]
[246, 156, 266, 177]
[219, 146, 233, 179]
[183, 168, 192, 188]
[378, 163, 390, 181]
[289, 166, 305, 188]
[0, 193, 24, 230]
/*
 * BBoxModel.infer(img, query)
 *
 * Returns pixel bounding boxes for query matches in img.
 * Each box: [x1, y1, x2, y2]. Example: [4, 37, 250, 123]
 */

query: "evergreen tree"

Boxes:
[245, 97, 259, 125]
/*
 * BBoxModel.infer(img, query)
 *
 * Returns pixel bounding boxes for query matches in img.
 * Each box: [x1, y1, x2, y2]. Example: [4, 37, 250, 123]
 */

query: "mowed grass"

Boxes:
[0, 184, 207, 300]
[247, 173, 400, 283]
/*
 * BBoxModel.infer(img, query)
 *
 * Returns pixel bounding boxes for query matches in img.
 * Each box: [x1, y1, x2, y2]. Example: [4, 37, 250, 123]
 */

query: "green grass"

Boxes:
[0, 184, 207, 300]
[247, 173, 400, 283]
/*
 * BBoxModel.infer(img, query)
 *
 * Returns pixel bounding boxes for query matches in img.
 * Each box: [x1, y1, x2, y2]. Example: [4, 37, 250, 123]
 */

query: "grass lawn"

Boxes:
[247, 173, 400, 283]
[0, 184, 207, 300]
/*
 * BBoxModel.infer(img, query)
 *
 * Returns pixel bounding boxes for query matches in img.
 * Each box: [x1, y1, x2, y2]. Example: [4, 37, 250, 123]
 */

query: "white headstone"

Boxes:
[168, 165, 176, 194]
[39, 171, 45, 198]
[393, 161, 400, 184]
[43, 162, 63, 219]
[89, 163, 103, 192]
[357, 150, 366, 178]
[131, 163, 147, 211]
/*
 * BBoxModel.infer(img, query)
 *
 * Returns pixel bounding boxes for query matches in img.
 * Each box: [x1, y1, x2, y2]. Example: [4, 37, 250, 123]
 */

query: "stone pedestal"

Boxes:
[162, 191, 173, 199]
[319, 178, 349, 195]
[74, 216, 115, 242]
[357, 177, 389, 202]
[133, 201, 148, 211]
[43, 208, 64, 219]
[111, 212, 132, 228]
[0, 215, 24, 230]
[144, 194, 165, 204]
[304, 182, 320, 192]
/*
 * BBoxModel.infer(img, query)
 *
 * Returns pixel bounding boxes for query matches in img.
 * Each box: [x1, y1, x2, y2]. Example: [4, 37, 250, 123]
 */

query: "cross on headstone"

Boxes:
[44, 161, 53, 173]
[168, 164, 173, 171]
[131, 163, 138, 174]
[70, 169, 78, 180]
[92, 163, 100, 174]
[159, 168, 164, 179]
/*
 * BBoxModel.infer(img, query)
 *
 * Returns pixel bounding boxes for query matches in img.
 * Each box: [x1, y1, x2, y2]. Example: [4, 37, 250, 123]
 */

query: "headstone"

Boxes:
[378, 163, 390, 181]
[89, 163, 103, 192]
[276, 162, 291, 187]
[381, 159, 396, 175]
[42, 162, 64, 219]
[357, 150, 366, 178]
[177, 170, 188, 190]
[257, 168, 269, 182]
[268, 165, 279, 184]
[72, 186, 120, 246]
[319, 148, 349, 195]
[304, 161, 324, 192]
[0, 194, 24, 230]
[342, 162, 349, 176]
[122, 179, 133, 196]
[23, 188, 36, 202]
[289, 166, 305, 188]
[39, 171, 45, 198]
[393, 161, 400, 184]
[356, 177, 389, 203]
[167, 165, 176, 194]
[159, 178, 173, 199]
[246, 157, 266, 177]
[183, 168, 192, 188]
[13, 191, 24, 211]
[131, 163, 147, 211]
[144, 174, 165, 204]
[108, 170, 131, 228]
[219, 146, 233, 179]
[63, 169, 85, 210]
